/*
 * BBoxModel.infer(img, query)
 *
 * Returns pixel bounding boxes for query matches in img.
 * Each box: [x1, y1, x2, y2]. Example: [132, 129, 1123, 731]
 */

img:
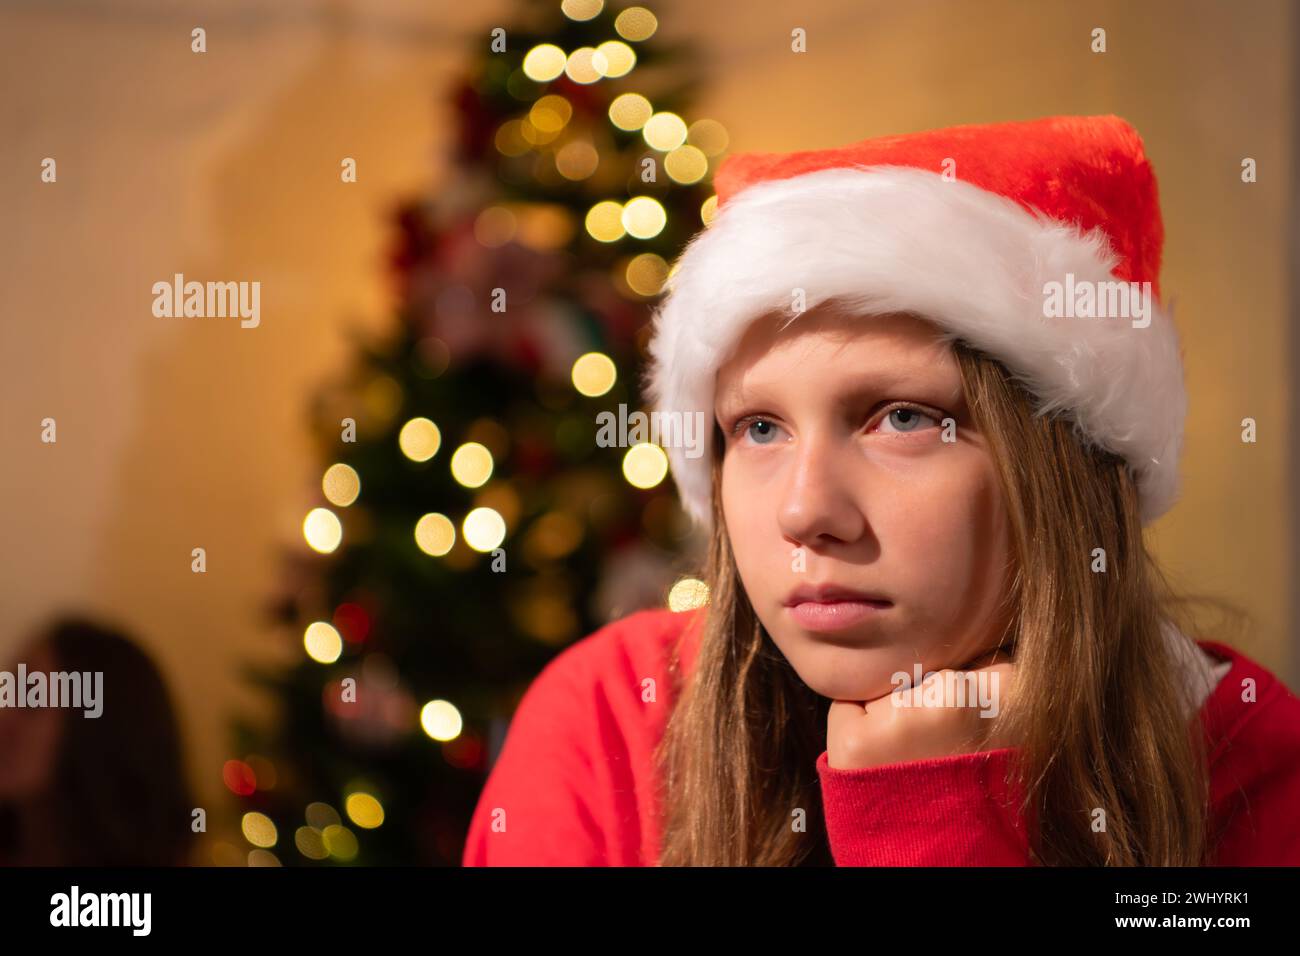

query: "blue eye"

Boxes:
[746, 419, 779, 444]
[881, 406, 939, 433]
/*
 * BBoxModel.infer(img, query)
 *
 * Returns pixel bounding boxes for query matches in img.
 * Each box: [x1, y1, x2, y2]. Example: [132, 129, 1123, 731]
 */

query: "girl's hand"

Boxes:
[826, 653, 1015, 770]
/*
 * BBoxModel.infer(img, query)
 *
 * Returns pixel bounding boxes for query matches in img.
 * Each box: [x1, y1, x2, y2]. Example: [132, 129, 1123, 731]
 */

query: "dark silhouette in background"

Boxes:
[0, 617, 194, 865]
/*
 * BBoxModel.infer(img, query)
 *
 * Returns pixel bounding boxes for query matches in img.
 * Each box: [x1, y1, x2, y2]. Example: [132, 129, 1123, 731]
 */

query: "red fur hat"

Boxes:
[643, 114, 1185, 531]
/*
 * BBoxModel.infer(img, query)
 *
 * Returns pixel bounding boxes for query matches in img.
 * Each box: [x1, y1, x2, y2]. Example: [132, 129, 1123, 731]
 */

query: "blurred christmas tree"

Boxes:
[230, 0, 724, 865]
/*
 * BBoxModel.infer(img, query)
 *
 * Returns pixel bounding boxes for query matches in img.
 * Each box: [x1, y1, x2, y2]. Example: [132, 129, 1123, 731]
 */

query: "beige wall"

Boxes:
[1, 0, 1293, 832]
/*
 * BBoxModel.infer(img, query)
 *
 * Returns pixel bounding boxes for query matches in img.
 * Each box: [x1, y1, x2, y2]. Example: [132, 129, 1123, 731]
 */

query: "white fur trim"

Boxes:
[643, 165, 1186, 531]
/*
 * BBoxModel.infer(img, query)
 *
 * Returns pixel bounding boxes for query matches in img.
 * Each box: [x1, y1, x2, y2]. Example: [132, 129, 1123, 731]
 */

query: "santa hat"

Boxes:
[643, 114, 1185, 532]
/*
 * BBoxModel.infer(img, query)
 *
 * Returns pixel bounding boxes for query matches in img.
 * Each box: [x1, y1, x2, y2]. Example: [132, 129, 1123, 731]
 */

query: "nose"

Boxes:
[776, 430, 868, 547]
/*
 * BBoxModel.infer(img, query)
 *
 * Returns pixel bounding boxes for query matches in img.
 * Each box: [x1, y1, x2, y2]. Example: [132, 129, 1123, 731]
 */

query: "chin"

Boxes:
[781, 639, 905, 702]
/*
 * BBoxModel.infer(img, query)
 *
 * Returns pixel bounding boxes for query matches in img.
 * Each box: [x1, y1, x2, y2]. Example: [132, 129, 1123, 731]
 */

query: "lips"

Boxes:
[782, 584, 892, 608]
[783, 584, 893, 632]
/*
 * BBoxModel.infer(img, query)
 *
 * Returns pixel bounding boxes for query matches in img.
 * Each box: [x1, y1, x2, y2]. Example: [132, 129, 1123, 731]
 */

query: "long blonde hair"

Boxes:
[655, 337, 1234, 866]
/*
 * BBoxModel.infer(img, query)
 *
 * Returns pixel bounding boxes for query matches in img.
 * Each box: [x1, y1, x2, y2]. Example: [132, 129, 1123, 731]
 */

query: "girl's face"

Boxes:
[716, 305, 1014, 702]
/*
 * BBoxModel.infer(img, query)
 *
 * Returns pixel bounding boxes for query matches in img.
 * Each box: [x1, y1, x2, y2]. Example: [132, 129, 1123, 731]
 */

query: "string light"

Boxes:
[304, 622, 343, 664]
[571, 352, 617, 397]
[594, 41, 636, 78]
[622, 442, 669, 488]
[345, 792, 385, 830]
[414, 513, 456, 557]
[303, 507, 342, 553]
[664, 145, 708, 185]
[643, 112, 687, 151]
[420, 699, 464, 741]
[522, 44, 566, 82]
[462, 507, 507, 552]
[450, 442, 494, 487]
[241, 812, 278, 848]
[668, 577, 711, 611]
[608, 93, 652, 131]
[615, 6, 658, 41]
[562, 0, 603, 21]
[322, 824, 359, 861]
[586, 200, 626, 242]
[398, 417, 441, 462]
[322, 463, 360, 507]
[621, 196, 667, 239]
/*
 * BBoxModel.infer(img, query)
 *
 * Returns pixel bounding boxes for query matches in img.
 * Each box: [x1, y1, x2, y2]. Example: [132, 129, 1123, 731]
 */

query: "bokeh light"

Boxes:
[668, 577, 711, 611]
[615, 6, 658, 41]
[585, 200, 626, 242]
[462, 507, 507, 552]
[450, 442, 494, 488]
[622, 442, 669, 489]
[522, 44, 566, 82]
[414, 513, 456, 557]
[608, 93, 652, 131]
[345, 792, 385, 830]
[571, 352, 617, 397]
[304, 622, 343, 664]
[643, 112, 687, 151]
[241, 812, 278, 848]
[398, 417, 442, 462]
[420, 699, 464, 741]
[322, 463, 360, 507]
[621, 197, 667, 239]
[303, 507, 342, 553]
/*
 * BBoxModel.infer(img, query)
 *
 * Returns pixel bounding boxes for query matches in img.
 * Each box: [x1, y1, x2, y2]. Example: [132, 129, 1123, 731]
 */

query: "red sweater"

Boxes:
[462, 606, 1300, 865]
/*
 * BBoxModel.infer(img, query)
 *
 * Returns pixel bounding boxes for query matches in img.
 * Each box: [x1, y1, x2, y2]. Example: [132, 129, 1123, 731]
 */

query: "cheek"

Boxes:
[717, 460, 785, 595]
[878, 455, 1009, 611]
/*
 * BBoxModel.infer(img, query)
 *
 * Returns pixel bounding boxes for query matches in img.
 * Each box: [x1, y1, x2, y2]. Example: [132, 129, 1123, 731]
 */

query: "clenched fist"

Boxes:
[827, 652, 1016, 770]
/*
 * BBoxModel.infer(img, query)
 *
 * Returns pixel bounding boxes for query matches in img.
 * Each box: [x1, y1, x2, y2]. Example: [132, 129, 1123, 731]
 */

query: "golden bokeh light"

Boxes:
[555, 140, 600, 181]
[462, 507, 507, 552]
[622, 442, 669, 489]
[305, 802, 341, 830]
[525, 511, 585, 561]
[303, 507, 343, 553]
[701, 194, 719, 226]
[474, 205, 518, 247]
[398, 417, 442, 462]
[608, 93, 653, 131]
[668, 577, 711, 612]
[420, 699, 464, 741]
[565, 47, 602, 84]
[494, 120, 530, 157]
[571, 352, 617, 397]
[529, 94, 573, 134]
[625, 253, 669, 296]
[585, 200, 626, 242]
[688, 118, 730, 157]
[643, 112, 687, 151]
[522, 44, 567, 82]
[294, 826, 328, 860]
[615, 6, 658, 41]
[414, 512, 456, 557]
[304, 622, 343, 664]
[562, 0, 603, 21]
[595, 41, 636, 78]
[241, 812, 278, 848]
[450, 442, 494, 488]
[621, 196, 667, 239]
[664, 144, 708, 184]
[321, 824, 359, 861]
[322, 463, 360, 507]
[345, 792, 385, 830]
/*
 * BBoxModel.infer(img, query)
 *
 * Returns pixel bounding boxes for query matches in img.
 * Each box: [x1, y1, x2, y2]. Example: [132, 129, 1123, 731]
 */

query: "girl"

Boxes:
[462, 115, 1300, 866]
[0, 617, 195, 866]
